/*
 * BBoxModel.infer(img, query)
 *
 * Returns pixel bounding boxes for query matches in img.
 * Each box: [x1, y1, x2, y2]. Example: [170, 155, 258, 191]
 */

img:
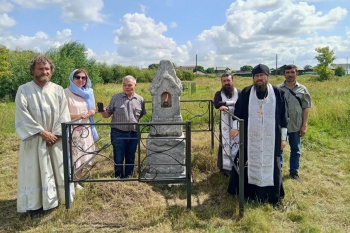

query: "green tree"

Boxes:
[193, 65, 205, 73]
[240, 65, 253, 71]
[304, 65, 313, 70]
[0, 45, 12, 78]
[176, 69, 195, 81]
[96, 63, 113, 83]
[314, 46, 336, 80]
[205, 67, 215, 74]
[334, 66, 346, 76]
[148, 64, 159, 70]
[0, 49, 36, 101]
[47, 41, 101, 87]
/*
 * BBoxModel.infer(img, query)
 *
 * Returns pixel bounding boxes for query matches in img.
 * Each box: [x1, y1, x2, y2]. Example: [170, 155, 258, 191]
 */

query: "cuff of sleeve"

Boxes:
[232, 120, 238, 130]
[281, 128, 287, 141]
[226, 100, 236, 106]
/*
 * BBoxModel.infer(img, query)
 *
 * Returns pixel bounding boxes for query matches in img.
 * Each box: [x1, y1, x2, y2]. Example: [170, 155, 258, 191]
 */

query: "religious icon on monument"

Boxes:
[161, 92, 171, 107]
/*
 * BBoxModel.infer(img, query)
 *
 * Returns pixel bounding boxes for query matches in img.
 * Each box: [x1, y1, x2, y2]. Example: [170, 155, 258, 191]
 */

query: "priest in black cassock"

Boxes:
[227, 64, 288, 205]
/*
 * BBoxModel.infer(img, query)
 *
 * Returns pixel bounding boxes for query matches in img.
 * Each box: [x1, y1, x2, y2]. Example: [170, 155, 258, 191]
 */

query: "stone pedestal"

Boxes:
[145, 134, 186, 179]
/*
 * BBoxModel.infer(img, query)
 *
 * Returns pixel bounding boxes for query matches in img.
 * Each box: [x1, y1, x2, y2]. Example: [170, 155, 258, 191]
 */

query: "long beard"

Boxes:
[254, 83, 267, 92]
[221, 86, 234, 98]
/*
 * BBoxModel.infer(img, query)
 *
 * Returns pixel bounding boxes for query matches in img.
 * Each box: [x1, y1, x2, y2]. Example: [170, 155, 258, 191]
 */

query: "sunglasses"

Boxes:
[74, 75, 87, 80]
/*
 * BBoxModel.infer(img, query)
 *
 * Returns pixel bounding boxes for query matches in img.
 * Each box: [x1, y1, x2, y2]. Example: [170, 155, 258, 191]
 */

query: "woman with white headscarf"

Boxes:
[64, 68, 98, 189]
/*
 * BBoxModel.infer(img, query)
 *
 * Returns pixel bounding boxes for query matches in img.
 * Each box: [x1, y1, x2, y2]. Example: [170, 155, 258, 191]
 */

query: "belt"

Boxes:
[114, 128, 136, 133]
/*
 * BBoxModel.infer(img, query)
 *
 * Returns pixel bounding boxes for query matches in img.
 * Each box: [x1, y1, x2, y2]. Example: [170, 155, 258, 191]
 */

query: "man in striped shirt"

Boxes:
[101, 75, 146, 178]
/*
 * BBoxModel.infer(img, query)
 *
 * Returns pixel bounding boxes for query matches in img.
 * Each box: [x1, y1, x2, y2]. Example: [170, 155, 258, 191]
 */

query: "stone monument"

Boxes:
[145, 60, 186, 179]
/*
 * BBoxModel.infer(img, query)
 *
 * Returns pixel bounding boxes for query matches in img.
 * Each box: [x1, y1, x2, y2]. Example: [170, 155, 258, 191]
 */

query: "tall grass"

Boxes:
[0, 75, 350, 232]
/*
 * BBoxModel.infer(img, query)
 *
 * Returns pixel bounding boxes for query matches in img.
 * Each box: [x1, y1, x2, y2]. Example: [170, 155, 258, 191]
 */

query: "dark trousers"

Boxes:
[111, 128, 138, 178]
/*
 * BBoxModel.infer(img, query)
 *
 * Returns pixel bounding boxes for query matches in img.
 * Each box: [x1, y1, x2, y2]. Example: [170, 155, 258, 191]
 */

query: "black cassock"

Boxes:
[227, 85, 288, 204]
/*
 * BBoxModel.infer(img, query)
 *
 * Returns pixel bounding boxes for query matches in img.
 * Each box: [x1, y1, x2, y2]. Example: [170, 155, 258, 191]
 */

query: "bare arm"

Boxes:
[300, 108, 309, 137]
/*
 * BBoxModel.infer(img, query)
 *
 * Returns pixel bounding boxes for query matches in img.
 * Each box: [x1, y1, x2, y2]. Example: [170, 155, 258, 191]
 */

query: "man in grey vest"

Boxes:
[278, 65, 312, 181]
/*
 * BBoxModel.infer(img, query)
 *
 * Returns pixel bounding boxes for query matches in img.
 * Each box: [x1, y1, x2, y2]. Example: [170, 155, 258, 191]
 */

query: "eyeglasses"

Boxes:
[74, 75, 87, 80]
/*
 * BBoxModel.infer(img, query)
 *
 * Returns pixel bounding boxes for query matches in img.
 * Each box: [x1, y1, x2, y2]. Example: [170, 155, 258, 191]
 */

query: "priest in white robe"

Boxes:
[15, 54, 74, 213]
[228, 64, 288, 205]
[213, 73, 240, 176]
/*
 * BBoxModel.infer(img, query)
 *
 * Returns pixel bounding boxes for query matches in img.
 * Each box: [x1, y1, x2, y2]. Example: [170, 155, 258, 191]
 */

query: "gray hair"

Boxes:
[123, 75, 137, 83]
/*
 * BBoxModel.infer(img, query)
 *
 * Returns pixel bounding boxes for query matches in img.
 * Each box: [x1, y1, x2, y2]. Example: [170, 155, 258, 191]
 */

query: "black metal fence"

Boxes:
[61, 99, 245, 215]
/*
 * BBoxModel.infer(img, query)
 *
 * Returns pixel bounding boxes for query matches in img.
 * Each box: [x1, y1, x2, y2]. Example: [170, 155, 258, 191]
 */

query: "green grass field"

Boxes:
[0, 75, 349, 232]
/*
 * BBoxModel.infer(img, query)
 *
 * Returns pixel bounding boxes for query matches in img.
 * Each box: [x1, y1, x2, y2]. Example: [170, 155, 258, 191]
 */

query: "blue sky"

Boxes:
[0, 0, 349, 70]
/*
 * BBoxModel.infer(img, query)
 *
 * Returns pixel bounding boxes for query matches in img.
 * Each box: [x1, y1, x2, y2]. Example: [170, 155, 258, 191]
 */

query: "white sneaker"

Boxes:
[76, 184, 84, 190]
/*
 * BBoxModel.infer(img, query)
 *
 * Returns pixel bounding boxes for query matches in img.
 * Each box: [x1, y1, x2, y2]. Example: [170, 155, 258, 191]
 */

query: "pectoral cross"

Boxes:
[258, 108, 263, 118]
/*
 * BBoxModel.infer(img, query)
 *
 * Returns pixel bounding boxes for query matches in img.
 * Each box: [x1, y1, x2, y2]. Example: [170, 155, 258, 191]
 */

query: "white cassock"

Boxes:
[15, 81, 74, 212]
[247, 83, 276, 187]
[220, 88, 239, 171]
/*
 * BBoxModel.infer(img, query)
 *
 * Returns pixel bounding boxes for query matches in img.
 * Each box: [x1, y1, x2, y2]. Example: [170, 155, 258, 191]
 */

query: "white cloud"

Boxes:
[10, 0, 61, 8]
[0, 29, 72, 52]
[190, 0, 349, 69]
[111, 13, 189, 66]
[0, 0, 13, 13]
[10, 0, 106, 23]
[0, 13, 16, 31]
[60, 0, 106, 22]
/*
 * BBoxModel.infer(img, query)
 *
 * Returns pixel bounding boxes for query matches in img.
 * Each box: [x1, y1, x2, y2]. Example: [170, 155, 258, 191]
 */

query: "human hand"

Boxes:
[39, 130, 58, 146]
[281, 140, 286, 150]
[300, 126, 307, 137]
[87, 109, 95, 118]
[230, 129, 239, 139]
[219, 106, 229, 111]
[80, 110, 94, 119]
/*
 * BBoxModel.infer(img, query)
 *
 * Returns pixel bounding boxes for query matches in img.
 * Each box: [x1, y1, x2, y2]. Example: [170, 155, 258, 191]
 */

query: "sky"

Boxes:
[0, 0, 349, 70]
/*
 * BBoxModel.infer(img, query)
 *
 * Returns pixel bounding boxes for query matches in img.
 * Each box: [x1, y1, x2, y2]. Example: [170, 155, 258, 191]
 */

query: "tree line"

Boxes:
[0, 42, 196, 101]
[0, 41, 345, 102]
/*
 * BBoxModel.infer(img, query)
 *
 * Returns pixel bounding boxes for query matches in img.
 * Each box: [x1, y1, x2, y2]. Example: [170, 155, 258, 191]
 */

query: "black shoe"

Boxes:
[289, 173, 301, 182]
[28, 207, 44, 218]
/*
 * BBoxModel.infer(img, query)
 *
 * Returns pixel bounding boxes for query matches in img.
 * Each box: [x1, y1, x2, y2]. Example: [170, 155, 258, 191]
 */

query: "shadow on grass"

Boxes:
[0, 198, 46, 232]
[149, 171, 241, 220]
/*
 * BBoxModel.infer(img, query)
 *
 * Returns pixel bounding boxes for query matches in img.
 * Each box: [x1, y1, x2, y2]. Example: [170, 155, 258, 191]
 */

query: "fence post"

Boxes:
[210, 100, 214, 150]
[61, 122, 71, 210]
[186, 121, 192, 210]
[238, 119, 245, 217]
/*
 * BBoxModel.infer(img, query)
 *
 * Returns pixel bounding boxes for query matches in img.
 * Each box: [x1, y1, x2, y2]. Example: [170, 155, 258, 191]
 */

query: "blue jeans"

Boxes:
[280, 131, 301, 174]
[111, 128, 138, 178]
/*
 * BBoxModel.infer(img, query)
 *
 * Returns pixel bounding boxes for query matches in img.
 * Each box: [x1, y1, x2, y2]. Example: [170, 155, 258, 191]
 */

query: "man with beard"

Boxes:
[227, 64, 288, 205]
[213, 73, 240, 176]
[15, 54, 74, 214]
[278, 65, 311, 181]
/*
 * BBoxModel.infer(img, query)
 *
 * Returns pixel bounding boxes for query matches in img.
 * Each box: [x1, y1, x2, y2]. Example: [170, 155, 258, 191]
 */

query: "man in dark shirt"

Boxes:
[101, 75, 146, 178]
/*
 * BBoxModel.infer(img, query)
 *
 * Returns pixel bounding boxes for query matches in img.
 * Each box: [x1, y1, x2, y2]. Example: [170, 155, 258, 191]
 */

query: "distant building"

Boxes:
[194, 71, 206, 76]
[333, 64, 350, 75]
[176, 65, 196, 71]
[272, 65, 306, 75]
[215, 67, 231, 75]
[234, 71, 252, 77]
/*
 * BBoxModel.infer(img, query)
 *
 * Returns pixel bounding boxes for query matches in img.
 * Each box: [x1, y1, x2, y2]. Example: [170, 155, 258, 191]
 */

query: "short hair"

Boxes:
[221, 73, 232, 80]
[30, 54, 55, 75]
[123, 75, 137, 84]
[284, 64, 298, 73]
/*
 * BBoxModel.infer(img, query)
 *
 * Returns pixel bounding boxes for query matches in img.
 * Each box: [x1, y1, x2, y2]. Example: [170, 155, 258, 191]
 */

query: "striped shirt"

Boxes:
[106, 92, 146, 131]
